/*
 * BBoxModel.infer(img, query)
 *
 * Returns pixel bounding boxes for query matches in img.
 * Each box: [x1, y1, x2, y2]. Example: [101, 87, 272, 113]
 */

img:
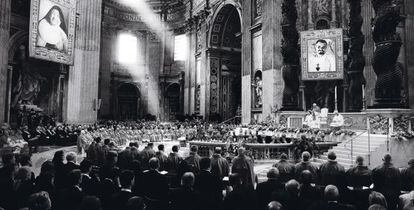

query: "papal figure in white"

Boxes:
[308, 39, 335, 72]
[36, 5, 68, 52]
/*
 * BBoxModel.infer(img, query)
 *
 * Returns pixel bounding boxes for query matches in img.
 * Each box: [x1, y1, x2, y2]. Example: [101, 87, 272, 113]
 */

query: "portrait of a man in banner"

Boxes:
[300, 29, 343, 80]
[308, 38, 336, 73]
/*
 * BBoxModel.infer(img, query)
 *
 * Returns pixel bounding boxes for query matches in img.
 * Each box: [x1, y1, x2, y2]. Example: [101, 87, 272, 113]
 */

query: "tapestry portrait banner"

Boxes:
[300, 29, 343, 80]
[29, 0, 77, 65]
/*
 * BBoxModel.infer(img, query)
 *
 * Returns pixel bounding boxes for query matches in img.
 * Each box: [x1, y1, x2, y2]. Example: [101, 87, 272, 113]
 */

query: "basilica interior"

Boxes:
[0, 0, 413, 124]
[1, 0, 414, 210]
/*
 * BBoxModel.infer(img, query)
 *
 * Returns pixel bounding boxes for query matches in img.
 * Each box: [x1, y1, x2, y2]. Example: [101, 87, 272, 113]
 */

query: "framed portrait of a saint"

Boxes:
[300, 29, 343, 80]
[29, 0, 77, 65]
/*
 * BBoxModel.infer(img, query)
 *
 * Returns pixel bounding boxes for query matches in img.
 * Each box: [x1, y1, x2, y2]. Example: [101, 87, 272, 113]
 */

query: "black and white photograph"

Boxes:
[300, 28, 344, 80]
[0, 0, 414, 210]
[29, 0, 76, 64]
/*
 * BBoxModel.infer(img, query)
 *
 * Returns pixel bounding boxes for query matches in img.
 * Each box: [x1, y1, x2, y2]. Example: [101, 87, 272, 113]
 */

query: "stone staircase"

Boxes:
[315, 133, 390, 169]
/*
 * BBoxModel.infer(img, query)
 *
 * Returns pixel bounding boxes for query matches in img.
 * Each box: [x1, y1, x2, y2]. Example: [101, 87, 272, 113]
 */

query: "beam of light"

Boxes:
[118, 33, 138, 64]
[117, 32, 146, 80]
[118, 0, 184, 120]
[119, 0, 173, 52]
[174, 34, 188, 61]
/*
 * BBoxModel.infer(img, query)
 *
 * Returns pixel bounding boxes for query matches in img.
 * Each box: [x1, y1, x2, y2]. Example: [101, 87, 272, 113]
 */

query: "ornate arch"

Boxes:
[207, 0, 242, 49]
[8, 31, 29, 63]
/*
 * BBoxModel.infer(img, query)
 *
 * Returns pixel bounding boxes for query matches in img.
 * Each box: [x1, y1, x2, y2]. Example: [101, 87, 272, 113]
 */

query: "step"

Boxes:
[340, 140, 386, 146]
[328, 149, 367, 157]
[334, 147, 376, 153]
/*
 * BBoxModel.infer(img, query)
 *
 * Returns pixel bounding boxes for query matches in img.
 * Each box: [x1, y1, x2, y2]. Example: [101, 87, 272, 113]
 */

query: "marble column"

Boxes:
[65, 0, 102, 123]
[0, 0, 11, 123]
[261, 0, 284, 117]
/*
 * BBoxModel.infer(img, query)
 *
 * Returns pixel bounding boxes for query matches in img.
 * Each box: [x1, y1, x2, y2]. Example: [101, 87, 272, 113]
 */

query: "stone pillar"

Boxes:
[146, 33, 161, 119]
[261, 0, 284, 117]
[406, 1, 414, 109]
[98, 29, 113, 118]
[308, 0, 314, 29]
[331, 0, 337, 27]
[0, 0, 11, 123]
[65, 0, 102, 123]
[241, 0, 253, 124]
[184, 31, 191, 115]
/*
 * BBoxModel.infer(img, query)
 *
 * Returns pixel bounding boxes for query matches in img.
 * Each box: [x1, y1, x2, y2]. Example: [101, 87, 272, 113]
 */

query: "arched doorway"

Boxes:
[208, 4, 242, 121]
[117, 83, 140, 120]
[166, 83, 181, 120]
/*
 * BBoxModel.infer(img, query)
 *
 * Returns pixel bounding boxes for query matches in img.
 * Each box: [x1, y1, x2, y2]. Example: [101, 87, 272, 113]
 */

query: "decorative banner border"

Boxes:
[29, 0, 77, 65]
[300, 28, 343, 80]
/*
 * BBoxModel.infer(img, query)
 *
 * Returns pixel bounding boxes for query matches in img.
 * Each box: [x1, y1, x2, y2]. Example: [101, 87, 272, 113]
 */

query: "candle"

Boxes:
[362, 84, 365, 99]
[334, 86, 337, 102]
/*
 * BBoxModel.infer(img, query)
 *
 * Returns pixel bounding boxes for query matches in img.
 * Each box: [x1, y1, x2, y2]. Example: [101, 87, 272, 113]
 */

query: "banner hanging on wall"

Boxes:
[29, 0, 77, 65]
[300, 29, 343, 80]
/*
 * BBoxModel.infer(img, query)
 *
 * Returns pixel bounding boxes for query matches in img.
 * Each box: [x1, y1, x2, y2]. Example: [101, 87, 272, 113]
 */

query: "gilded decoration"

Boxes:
[210, 58, 219, 114]
[369, 115, 389, 134]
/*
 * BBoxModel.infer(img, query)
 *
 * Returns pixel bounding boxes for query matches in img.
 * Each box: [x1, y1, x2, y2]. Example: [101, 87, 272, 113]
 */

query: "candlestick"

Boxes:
[334, 86, 338, 111]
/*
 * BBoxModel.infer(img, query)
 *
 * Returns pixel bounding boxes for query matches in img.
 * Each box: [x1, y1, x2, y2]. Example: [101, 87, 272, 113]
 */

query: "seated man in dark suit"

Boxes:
[272, 179, 307, 210]
[65, 152, 80, 175]
[58, 169, 85, 210]
[194, 157, 223, 210]
[110, 170, 134, 210]
[300, 170, 323, 202]
[256, 168, 285, 210]
[142, 157, 169, 209]
[222, 173, 258, 210]
[170, 172, 199, 210]
[309, 185, 355, 210]
[80, 159, 100, 197]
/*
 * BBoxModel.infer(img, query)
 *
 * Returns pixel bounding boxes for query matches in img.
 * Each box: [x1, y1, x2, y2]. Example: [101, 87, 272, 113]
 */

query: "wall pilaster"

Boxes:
[0, 0, 11, 123]
[261, 0, 283, 117]
[66, 0, 102, 123]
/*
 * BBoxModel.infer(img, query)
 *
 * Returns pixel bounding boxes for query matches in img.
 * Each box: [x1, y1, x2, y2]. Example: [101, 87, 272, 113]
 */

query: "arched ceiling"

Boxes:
[210, 5, 241, 49]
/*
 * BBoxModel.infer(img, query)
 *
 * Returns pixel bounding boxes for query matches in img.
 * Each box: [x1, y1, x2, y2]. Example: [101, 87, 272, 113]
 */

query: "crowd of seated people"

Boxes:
[2, 119, 350, 158]
[1, 116, 359, 159]
[0, 138, 414, 210]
